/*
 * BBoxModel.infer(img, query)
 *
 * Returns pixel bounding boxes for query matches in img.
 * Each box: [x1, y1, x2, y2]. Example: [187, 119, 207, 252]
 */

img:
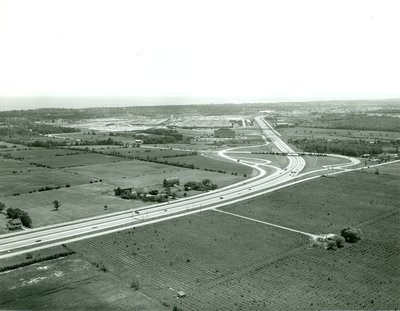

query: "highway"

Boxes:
[0, 116, 359, 259]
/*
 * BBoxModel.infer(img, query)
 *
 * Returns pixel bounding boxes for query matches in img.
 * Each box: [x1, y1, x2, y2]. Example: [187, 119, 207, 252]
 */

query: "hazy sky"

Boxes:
[0, 0, 399, 100]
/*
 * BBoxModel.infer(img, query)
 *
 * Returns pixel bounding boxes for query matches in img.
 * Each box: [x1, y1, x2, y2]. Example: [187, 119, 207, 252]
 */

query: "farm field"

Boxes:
[279, 126, 400, 140]
[364, 161, 400, 176]
[221, 168, 400, 235]
[0, 158, 93, 196]
[0, 254, 166, 311]
[0, 147, 82, 159]
[69, 210, 308, 310]
[62, 159, 187, 181]
[213, 209, 399, 310]
[25, 152, 128, 168]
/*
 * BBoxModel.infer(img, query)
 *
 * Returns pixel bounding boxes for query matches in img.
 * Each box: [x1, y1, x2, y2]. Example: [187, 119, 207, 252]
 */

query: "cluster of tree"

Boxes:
[80, 137, 124, 146]
[27, 140, 70, 148]
[340, 227, 362, 243]
[1, 136, 125, 148]
[5, 207, 32, 228]
[325, 227, 362, 251]
[326, 235, 346, 250]
[299, 115, 400, 132]
[113, 187, 175, 203]
[0, 249, 75, 273]
[184, 179, 218, 191]
[288, 138, 383, 157]
[0, 122, 78, 137]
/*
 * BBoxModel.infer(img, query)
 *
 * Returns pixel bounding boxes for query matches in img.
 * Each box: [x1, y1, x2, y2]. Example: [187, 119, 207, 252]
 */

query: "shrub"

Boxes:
[130, 278, 140, 290]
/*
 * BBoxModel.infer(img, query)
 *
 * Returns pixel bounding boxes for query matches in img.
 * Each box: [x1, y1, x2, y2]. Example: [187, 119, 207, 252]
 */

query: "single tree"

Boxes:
[6, 207, 18, 219]
[20, 213, 32, 228]
[113, 187, 122, 196]
[53, 200, 60, 211]
[0, 201, 6, 213]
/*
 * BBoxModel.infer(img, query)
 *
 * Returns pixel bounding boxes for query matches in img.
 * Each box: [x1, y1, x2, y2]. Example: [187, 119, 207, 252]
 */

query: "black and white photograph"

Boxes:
[0, 0, 399, 310]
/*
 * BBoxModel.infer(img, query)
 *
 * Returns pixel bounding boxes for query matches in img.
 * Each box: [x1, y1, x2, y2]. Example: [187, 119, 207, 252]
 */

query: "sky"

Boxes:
[0, 0, 399, 106]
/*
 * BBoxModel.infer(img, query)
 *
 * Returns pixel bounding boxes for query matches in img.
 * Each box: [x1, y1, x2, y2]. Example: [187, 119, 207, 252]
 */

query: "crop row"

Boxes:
[70, 212, 309, 310]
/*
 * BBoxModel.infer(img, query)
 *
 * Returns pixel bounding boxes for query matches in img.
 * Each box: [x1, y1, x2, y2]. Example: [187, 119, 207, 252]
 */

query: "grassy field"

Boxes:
[0, 182, 148, 227]
[227, 152, 290, 169]
[0, 254, 166, 311]
[162, 154, 254, 176]
[62, 159, 182, 181]
[103, 146, 197, 158]
[0, 158, 93, 196]
[301, 155, 351, 173]
[1, 152, 246, 228]
[365, 161, 400, 176]
[0, 147, 82, 159]
[65, 158, 246, 191]
[26, 152, 128, 168]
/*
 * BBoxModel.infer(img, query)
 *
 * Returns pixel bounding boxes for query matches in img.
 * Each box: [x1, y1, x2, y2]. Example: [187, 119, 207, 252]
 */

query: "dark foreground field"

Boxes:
[0, 164, 398, 310]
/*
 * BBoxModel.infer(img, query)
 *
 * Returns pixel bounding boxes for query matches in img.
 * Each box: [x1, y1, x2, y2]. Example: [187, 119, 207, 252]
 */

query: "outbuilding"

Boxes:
[7, 218, 22, 231]
[163, 177, 180, 187]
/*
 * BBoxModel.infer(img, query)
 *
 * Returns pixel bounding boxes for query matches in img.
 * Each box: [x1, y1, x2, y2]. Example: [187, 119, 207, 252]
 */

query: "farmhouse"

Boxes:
[7, 218, 22, 230]
[163, 177, 180, 187]
[214, 128, 235, 138]
[120, 187, 132, 196]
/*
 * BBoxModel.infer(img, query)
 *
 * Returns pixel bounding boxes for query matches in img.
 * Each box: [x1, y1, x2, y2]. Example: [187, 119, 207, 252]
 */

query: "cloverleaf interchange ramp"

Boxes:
[0, 115, 389, 259]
